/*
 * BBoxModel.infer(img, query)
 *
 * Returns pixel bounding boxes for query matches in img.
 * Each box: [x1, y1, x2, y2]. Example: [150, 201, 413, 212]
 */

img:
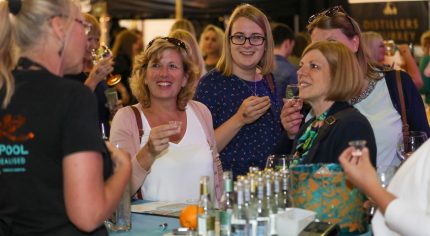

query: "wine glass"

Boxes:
[265, 154, 298, 171]
[368, 165, 396, 217]
[91, 45, 122, 86]
[397, 131, 428, 162]
[285, 84, 300, 100]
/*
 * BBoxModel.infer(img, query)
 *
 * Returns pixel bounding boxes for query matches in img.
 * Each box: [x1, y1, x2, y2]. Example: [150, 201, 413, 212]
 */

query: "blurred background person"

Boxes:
[339, 144, 430, 235]
[288, 32, 311, 67]
[194, 4, 284, 178]
[362, 31, 386, 67]
[110, 37, 222, 203]
[419, 30, 430, 121]
[275, 41, 377, 166]
[112, 29, 143, 105]
[169, 29, 207, 80]
[271, 22, 297, 98]
[199, 24, 225, 72]
[0, 0, 131, 235]
[170, 18, 196, 39]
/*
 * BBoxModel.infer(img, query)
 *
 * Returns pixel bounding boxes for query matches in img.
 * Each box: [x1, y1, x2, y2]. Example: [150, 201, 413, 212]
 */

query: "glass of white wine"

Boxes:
[397, 131, 428, 162]
[91, 45, 122, 87]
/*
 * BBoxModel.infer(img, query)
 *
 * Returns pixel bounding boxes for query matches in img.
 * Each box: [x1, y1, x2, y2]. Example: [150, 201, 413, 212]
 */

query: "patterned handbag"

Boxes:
[289, 163, 368, 235]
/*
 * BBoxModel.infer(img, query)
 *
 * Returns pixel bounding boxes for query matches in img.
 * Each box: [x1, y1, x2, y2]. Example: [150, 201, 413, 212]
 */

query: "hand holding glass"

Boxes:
[92, 45, 122, 86]
[348, 140, 367, 158]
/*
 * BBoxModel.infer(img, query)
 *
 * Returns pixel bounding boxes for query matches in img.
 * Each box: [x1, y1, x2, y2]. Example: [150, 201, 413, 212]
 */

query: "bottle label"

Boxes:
[231, 220, 249, 236]
[219, 211, 232, 235]
[198, 215, 215, 235]
[256, 217, 270, 236]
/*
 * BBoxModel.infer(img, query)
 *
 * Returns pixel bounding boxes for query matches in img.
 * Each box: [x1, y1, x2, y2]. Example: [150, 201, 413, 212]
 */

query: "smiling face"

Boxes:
[311, 28, 359, 53]
[230, 17, 265, 74]
[145, 48, 187, 101]
[297, 49, 331, 104]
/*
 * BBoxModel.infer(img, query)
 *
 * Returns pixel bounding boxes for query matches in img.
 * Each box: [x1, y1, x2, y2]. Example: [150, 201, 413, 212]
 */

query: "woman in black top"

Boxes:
[0, 1, 131, 235]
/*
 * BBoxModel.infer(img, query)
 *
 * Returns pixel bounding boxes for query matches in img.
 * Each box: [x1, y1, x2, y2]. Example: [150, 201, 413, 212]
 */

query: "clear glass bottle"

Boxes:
[220, 171, 234, 236]
[281, 170, 292, 208]
[255, 176, 270, 236]
[243, 177, 257, 236]
[198, 176, 215, 236]
[231, 181, 250, 236]
[273, 172, 285, 212]
[265, 173, 278, 236]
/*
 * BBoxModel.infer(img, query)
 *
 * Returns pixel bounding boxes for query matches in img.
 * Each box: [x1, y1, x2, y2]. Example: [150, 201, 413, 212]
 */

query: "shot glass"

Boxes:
[348, 140, 367, 157]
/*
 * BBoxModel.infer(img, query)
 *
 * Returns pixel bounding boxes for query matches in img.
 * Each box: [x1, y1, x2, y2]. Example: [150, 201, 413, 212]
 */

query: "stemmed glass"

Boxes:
[368, 165, 396, 217]
[92, 45, 122, 86]
[265, 154, 299, 171]
[397, 131, 428, 162]
[348, 140, 367, 160]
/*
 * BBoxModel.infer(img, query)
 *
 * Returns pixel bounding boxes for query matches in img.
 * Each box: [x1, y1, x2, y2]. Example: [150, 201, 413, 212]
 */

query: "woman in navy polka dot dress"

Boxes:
[194, 4, 283, 178]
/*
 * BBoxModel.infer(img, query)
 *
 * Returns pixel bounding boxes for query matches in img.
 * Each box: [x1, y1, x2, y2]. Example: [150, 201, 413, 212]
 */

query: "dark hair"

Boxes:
[271, 23, 295, 47]
[307, 6, 382, 80]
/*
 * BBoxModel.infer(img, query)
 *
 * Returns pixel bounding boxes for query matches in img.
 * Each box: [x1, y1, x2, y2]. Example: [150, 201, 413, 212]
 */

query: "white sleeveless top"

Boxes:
[354, 78, 402, 170]
[139, 105, 214, 203]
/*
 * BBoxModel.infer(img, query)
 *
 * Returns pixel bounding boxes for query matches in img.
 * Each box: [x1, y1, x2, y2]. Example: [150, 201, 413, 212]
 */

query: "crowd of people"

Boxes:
[1, 0, 430, 235]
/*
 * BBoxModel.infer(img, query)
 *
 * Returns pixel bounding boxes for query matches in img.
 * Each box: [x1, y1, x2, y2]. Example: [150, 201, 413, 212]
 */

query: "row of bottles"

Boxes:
[197, 167, 292, 236]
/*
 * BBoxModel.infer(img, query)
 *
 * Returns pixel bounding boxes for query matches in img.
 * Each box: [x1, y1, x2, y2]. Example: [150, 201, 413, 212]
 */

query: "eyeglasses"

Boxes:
[74, 18, 92, 36]
[230, 35, 265, 46]
[147, 37, 188, 51]
[308, 5, 356, 33]
[49, 15, 92, 36]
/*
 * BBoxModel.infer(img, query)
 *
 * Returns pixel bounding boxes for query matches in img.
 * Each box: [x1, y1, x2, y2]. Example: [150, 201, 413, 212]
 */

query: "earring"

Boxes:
[57, 40, 64, 56]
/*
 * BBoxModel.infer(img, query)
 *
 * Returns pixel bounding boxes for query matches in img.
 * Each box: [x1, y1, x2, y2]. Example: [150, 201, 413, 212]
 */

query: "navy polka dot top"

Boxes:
[194, 69, 284, 179]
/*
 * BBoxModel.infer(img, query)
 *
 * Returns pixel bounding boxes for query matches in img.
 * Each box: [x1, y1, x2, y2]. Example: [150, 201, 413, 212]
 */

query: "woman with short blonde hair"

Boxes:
[275, 41, 376, 168]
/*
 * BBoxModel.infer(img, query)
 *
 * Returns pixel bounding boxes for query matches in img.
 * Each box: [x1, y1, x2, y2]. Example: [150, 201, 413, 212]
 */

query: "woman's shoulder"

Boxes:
[188, 100, 211, 115]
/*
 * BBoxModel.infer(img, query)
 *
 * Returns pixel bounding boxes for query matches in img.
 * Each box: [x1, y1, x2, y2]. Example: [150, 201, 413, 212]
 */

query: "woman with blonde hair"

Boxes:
[0, 0, 130, 234]
[110, 37, 223, 203]
[194, 4, 283, 178]
[275, 41, 377, 166]
[361, 31, 386, 66]
[169, 29, 207, 80]
[199, 24, 225, 71]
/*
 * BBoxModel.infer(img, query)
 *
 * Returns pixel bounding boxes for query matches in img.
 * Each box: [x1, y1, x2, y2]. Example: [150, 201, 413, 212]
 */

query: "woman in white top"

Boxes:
[339, 143, 430, 235]
[110, 37, 223, 203]
[280, 6, 429, 171]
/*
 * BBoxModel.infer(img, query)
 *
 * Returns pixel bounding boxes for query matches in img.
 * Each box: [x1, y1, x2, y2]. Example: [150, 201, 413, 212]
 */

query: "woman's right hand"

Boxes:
[281, 98, 304, 139]
[85, 57, 114, 91]
[236, 96, 271, 125]
[144, 124, 181, 157]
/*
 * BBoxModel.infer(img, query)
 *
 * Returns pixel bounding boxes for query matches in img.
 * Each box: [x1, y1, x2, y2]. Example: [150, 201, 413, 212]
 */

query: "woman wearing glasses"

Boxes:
[281, 6, 429, 172]
[110, 37, 223, 203]
[194, 4, 283, 178]
[0, 0, 131, 235]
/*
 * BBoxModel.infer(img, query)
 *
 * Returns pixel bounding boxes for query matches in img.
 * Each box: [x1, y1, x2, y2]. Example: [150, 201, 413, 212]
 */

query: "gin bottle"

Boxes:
[219, 171, 234, 236]
[231, 181, 250, 236]
[198, 176, 215, 236]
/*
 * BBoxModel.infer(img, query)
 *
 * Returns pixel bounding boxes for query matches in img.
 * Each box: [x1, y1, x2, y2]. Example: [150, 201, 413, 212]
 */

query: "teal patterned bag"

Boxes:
[289, 163, 368, 235]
